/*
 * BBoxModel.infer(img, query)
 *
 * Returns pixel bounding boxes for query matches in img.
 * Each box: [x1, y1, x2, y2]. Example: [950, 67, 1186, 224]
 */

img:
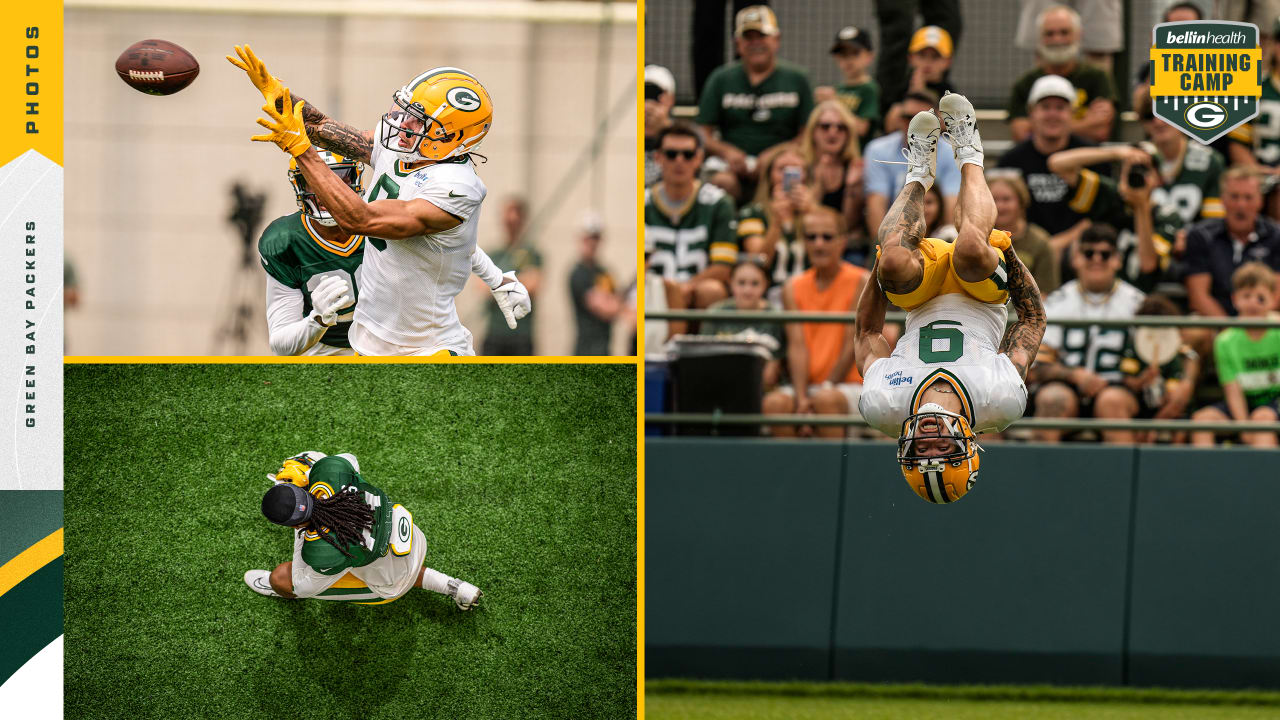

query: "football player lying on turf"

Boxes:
[229, 45, 530, 356]
[245, 452, 482, 609]
[854, 92, 1047, 504]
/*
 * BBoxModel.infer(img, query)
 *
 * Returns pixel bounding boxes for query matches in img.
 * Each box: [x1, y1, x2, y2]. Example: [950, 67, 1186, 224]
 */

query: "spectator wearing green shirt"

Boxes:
[482, 196, 543, 356]
[696, 5, 814, 197]
[569, 213, 621, 356]
[1007, 5, 1116, 144]
[1191, 263, 1280, 447]
[814, 25, 880, 147]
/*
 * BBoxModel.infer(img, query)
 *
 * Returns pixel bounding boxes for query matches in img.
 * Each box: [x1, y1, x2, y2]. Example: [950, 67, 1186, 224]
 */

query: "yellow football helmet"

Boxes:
[266, 451, 327, 487]
[897, 403, 982, 504]
[288, 150, 365, 227]
[381, 67, 493, 162]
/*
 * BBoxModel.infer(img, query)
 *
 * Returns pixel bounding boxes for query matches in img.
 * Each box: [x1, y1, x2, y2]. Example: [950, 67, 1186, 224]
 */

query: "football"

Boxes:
[115, 39, 199, 96]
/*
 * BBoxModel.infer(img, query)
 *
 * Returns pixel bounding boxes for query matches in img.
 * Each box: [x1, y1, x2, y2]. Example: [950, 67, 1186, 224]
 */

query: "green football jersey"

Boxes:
[300, 455, 394, 575]
[736, 202, 805, 287]
[1068, 169, 1182, 289]
[696, 60, 815, 156]
[645, 181, 738, 281]
[1254, 73, 1280, 166]
[1214, 327, 1280, 409]
[258, 212, 366, 349]
[1150, 142, 1225, 226]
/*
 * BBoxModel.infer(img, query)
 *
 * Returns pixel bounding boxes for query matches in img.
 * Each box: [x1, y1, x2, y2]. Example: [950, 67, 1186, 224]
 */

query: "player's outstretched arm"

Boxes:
[227, 45, 373, 162]
[998, 246, 1046, 381]
[295, 101, 374, 164]
[853, 258, 892, 377]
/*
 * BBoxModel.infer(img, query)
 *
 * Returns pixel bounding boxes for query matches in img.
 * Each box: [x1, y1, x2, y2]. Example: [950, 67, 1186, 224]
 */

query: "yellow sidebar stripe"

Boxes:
[0, 527, 63, 599]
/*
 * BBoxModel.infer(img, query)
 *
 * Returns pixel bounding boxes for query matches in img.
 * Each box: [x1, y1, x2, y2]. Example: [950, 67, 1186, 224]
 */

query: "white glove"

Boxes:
[491, 271, 531, 330]
[311, 275, 353, 327]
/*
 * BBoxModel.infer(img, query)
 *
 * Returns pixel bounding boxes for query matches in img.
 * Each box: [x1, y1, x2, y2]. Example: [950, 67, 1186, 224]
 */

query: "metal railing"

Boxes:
[645, 309, 1280, 329]
[645, 413, 1280, 433]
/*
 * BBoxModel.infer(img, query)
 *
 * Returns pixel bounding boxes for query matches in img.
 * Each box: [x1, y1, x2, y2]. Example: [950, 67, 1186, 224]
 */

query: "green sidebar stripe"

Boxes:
[0, 557, 62, 688]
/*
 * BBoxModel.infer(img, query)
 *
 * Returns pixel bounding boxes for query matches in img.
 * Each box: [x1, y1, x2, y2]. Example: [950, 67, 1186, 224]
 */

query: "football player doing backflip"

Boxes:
[229, 45, 530, 356]
[244, 452, 482, 610]
[854, 92, 1047, 504]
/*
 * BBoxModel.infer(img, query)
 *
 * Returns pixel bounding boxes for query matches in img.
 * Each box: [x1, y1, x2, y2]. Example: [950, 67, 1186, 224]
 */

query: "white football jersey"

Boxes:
[353, 121, 488, 354]
[1041, 279, 1145, 381]
[860, 294, 1027, 437]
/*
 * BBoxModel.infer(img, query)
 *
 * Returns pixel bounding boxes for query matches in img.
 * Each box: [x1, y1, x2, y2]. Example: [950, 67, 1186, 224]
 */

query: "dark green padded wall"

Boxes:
[834, 443, 1132, 685]
[647, 439, 1280, 689]
[1127, 448, 1280, 689]
[646, 439, 845, 679]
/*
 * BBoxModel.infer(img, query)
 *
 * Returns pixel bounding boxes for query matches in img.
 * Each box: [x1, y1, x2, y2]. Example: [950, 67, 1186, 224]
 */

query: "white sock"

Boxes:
[420, 567, 453, 595]
[956, 153, 984, 170]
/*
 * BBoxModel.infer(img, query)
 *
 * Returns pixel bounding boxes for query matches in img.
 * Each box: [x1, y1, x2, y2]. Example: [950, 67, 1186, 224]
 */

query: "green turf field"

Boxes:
[64, 364, 636, 720]
[645, 680, 1280, 720]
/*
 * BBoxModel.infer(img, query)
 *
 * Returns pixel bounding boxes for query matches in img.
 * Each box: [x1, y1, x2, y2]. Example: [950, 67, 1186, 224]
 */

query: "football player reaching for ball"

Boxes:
[229, 45, 530, 356]
[854, 93, 1046, 504]
[245, 452, 482, 610]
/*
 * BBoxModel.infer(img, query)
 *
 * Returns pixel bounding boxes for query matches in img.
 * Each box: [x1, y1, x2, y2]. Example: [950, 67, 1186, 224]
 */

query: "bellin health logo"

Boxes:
[1150, 20, 1262, 144]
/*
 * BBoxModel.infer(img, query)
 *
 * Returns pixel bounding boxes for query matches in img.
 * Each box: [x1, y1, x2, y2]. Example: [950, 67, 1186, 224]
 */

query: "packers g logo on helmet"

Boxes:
[381, 67, 493, 163]
[288, 150, 364, 227]
[897, 404, 982, 504]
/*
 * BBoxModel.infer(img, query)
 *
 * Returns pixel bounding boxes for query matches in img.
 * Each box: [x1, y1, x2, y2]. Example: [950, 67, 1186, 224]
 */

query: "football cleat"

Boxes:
[244, 569, 283, 598]
[938, 91, 983, 167]
[447, 578, 483, 611]
[289, 152, 364, 227]
[381, 67, 493, 163]
[902, 110, 940, 192]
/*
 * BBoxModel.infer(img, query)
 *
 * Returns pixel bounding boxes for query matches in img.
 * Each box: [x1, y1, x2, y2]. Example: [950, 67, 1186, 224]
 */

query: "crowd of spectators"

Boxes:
[645, 2, 1280, 445]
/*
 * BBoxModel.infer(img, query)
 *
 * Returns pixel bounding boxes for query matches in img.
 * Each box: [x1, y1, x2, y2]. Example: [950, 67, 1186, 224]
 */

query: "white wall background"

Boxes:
[64, 6, 637, 355]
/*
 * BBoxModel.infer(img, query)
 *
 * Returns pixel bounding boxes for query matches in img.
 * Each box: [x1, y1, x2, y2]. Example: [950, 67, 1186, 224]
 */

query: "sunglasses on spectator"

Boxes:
[817, 122, 848, 132]
[662, 149, 697, 160]
[1080, 247, 1114, 261]
[805, 232, 838, 241]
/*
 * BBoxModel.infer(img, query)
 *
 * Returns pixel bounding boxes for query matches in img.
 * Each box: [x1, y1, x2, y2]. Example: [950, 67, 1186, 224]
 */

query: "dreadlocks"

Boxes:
[301, 489, 374, 558]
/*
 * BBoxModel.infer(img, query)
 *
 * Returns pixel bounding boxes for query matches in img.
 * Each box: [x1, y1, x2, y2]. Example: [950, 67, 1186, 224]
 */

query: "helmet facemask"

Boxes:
[381, 90, 455, 163]
[897, 403, 983, 504]
[289, 151, 364, 227]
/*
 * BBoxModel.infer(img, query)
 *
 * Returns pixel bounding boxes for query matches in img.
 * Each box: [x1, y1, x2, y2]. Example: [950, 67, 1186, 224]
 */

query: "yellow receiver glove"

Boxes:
[226, 44, 285, 104]
[251, 88, 312, 157]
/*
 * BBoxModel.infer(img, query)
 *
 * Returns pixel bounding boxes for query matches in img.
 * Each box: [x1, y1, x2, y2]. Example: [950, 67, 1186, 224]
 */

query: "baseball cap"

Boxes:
[734, 5, 779, 38]
[1027, 74, 1076, 107]
[645, 65, 675, 101]
[581, 210, 604, 237]
[261, 483, 314, 526]
[909, 26, 953, 58]
[830, 25, 873, 53]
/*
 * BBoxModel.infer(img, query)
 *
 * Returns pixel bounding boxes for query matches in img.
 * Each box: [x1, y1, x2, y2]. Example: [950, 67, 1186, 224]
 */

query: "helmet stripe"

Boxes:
[407, 66, 477, 90]
[924, 468, 949, 503]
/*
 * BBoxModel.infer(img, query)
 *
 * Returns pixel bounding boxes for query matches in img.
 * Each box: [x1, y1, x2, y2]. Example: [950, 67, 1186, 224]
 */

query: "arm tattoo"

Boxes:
[289, 93, 374, 163]
[998, 247, 1047, 380]
[311, 122, 374, 163]
[877, 183, 926, 251]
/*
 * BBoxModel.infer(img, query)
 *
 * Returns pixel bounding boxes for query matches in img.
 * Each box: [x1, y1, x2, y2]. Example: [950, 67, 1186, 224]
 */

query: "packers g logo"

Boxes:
[1149, 20, 1261, 144]
[446, 87, 482, 111]
[1184, 101, 1227, 129]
